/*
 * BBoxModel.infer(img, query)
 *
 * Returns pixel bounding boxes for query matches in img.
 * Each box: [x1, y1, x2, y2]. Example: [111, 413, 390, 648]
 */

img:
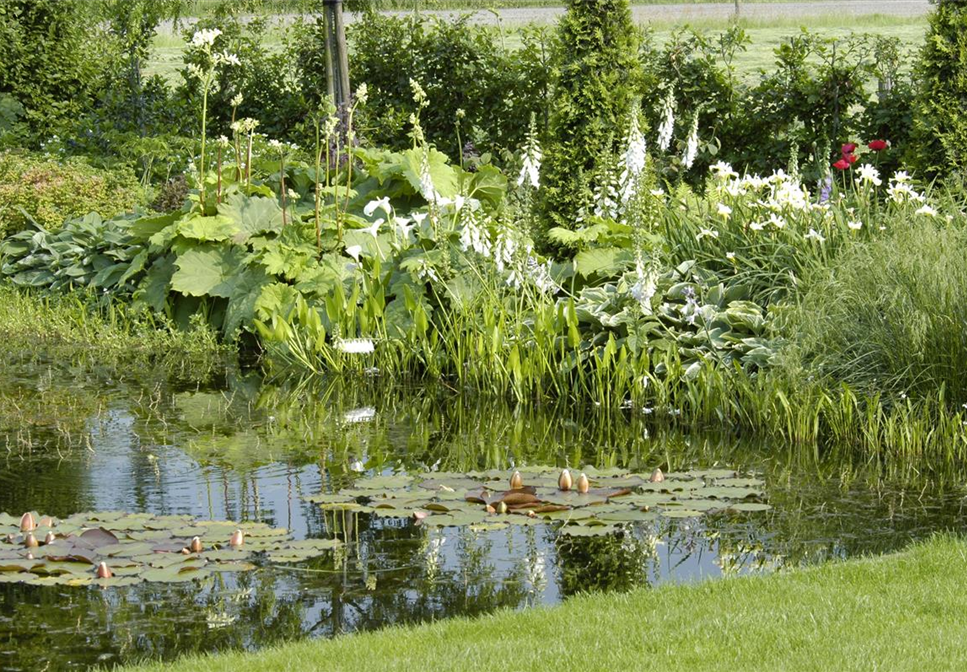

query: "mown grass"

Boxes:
[146, 13, 928, 83]
[115, 534, 967, 672]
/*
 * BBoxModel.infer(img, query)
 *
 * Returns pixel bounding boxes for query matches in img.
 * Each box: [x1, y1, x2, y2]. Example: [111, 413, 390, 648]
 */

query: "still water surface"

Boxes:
[1, 356, 965, 670]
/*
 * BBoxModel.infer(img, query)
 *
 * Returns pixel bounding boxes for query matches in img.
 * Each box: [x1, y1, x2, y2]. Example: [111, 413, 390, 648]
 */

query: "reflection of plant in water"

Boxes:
[555, 529, 657, 597]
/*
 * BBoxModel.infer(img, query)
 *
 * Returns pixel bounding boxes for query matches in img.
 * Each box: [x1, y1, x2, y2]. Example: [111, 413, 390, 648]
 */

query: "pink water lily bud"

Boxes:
[576, 473, 590, 494]
[190, 536, 204, 553]
[43, 532, 56, 545]
[20, 513, 35, 532]
[96, 562, 113, 579]
[23, 533, 38, 548]
[38, 516, 54, 528]
[650, 468, 665, 483]
[558, 469, 573, 491]
[229, 529, 244, 547]
[510, 470, 523, 490]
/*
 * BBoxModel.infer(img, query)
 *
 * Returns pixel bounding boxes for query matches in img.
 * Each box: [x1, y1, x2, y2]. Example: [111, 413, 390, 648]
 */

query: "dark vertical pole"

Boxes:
[734, 0, 740, 18]
[323, 0, 351, 109]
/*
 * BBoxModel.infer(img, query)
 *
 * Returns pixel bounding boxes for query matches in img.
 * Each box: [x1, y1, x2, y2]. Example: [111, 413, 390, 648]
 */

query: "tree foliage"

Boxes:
[537, 0, 644, 244]
[911, 0, 967, 178]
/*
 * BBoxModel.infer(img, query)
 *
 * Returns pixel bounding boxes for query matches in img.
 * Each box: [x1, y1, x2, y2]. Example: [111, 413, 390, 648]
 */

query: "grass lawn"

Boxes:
[146, 14, 927, 83]
[117, 534, 967, 672]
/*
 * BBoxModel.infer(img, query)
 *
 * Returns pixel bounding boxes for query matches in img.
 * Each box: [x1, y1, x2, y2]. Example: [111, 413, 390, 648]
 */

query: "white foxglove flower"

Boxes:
[516, 116, 542, 189]
[682, 114, 700, 169]
[657, 88, 675, 152]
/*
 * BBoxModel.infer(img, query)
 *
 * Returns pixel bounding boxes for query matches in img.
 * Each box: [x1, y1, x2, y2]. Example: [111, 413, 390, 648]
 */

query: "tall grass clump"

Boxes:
[785, 217, 967, 403]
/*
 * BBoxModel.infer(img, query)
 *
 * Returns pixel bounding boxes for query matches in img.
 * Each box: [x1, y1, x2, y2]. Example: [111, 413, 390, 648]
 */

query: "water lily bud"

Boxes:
[4, 534, 16, 544]
[526, 510, 537, 518]
[412, 511, 429, 521]
[181, 548, 191, 555]
[43, 532, 56, 545]
[96, 562, 113, 579]
[485, 505, 496, 515]
[558, 469, 573, 491]
[650, 468, 665, 483]
[38, 516, 54, 528]
[190, 536, 204, 553]
[576, 473, 590, 494]
[25, 552, 34, 560]
[23, 533, 38, 548]
[497, 501, 508, 515]
[510, 470, 523, 490]
[20, 513, 35, 532]
[229, 529, 244, 547]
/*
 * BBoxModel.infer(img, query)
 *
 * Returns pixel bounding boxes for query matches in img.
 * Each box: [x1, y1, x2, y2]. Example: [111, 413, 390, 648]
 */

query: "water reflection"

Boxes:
[1, 361, 966, 670]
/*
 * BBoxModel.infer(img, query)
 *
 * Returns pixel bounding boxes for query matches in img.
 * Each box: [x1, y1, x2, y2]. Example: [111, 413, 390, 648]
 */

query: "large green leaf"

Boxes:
[176, 214, 240, 242]
[574, 247, 634, 279]
[402, 147, 457, 199]
[224, 267, 271, 336]
[171, 246, 249, 298]
[217, 193, 284, 243]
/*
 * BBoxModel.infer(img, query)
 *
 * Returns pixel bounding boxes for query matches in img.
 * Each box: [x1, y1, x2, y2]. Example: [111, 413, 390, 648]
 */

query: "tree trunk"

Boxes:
[323, 0, 351, 109]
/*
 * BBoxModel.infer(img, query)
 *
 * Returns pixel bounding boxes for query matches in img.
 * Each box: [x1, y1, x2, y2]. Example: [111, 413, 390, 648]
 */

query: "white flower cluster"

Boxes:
[656, 88, 675, 152]
[190, 28, 222, 49]
[886, 171, 926, 205]
[517, 120, 542, 189]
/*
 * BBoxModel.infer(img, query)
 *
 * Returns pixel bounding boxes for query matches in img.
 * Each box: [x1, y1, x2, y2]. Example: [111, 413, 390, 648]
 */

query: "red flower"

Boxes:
[868, 140, 889, 152]
[833, 159, 851, 170]
[846, 153, 858, 164]
[841, 143, 858, 155]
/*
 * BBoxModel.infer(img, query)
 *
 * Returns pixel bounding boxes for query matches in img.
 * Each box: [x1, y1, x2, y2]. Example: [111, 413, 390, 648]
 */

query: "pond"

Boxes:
[1, 354, 966, 671]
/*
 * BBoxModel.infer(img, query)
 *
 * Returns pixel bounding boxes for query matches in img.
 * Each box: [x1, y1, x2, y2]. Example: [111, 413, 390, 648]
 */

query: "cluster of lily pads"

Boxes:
[308, 466, 770, 536]
[0, 511, 341, 587]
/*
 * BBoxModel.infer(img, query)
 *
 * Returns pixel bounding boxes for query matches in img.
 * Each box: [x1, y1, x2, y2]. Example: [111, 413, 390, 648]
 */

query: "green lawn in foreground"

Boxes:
[117, 534, 967, 672]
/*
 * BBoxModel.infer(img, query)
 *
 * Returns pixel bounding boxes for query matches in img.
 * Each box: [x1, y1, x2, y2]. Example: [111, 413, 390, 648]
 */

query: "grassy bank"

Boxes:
[116, 534, 967, 672]
[0, 283, 232, 374]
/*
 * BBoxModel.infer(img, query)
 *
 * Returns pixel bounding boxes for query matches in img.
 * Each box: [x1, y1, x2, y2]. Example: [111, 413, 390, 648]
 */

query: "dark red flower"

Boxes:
[868, 140, 889, 152]
[833, 159, 851, 171]
[841, 143, 858, 155]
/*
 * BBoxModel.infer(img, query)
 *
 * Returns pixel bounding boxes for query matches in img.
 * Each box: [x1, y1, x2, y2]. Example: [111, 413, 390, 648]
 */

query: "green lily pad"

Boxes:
[729, 502, 772, 512]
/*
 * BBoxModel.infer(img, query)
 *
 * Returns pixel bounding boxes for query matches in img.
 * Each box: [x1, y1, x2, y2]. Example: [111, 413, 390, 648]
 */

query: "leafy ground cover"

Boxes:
[115, 533, 967, 672]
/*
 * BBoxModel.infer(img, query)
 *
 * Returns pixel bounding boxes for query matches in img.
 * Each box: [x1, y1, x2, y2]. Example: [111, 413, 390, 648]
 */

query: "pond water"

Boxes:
[1, 354, 966, 671]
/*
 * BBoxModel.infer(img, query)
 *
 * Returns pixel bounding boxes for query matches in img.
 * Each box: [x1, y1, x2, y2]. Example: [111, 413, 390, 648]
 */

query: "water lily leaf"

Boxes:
[662, 509, 703, 518]
[141, 566, 211, 583]
[210, 562, 257, 572]
[713, 478, 765, 488]
[469, 523, 510, 532]
[0, 572, 38, 583]
[701, 487, 761, 500]
[200, 549, 250, 562]
[729, 502, 772, 512]
[351, 474, 414, 491]
[594, 510, 659, 523]
[686, 469, 737, 480]
[28, 575, 93, 587]
[78, 528, 119, 548]
[306, 494, 357, 505]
